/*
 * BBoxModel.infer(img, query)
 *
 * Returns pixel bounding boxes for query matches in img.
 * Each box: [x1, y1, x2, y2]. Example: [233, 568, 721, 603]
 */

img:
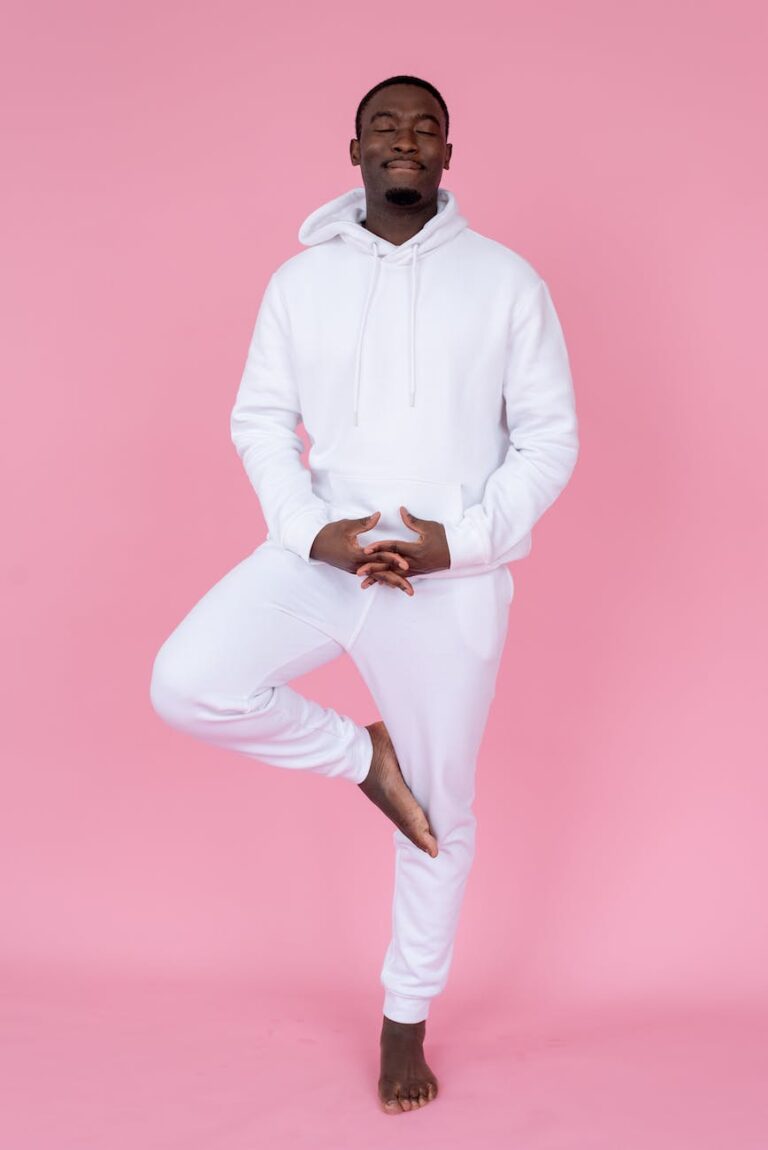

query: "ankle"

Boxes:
[382, 1014, 426, 1036]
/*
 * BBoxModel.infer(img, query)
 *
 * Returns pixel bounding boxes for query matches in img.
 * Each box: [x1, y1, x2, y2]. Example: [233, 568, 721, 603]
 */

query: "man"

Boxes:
[150, 74, 579, 1114]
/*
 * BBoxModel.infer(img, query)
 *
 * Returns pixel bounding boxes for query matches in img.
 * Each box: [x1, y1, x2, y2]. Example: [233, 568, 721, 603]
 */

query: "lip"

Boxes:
[385, 161, 423, 170]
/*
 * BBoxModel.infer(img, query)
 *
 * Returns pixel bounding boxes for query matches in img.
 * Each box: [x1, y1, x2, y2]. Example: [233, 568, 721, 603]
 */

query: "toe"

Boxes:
[422, 825, 439, 857]
[379, 1077, 405, 1114]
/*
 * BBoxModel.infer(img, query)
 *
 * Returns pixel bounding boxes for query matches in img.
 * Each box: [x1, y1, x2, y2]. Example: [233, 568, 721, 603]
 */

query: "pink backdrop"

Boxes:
[3, 0, 767, 1144]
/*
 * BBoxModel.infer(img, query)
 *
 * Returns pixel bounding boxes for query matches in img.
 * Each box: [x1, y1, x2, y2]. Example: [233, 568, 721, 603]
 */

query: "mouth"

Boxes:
[385, 161, 423, 170]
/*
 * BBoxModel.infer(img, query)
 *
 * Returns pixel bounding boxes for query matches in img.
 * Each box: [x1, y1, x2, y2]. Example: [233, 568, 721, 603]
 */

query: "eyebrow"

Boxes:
[369, 109, 442, 128]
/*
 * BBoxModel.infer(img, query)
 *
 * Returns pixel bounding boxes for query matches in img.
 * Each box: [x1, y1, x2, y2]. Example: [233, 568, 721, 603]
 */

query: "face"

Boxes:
[350, 84, 452, 207]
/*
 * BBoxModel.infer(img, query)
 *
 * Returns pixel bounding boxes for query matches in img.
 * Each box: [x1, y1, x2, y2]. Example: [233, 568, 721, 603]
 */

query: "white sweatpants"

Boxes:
[149, 539, 514, 1023]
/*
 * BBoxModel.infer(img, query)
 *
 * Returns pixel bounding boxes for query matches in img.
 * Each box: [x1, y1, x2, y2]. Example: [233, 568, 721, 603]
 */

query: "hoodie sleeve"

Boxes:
[230, 273, 332, 562]
[443, 278, 579, 571]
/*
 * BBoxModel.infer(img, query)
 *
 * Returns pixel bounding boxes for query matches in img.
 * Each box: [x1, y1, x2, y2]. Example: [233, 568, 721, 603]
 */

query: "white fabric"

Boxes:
[230, 185, 580, 576]
[150, 540, 514, 1023]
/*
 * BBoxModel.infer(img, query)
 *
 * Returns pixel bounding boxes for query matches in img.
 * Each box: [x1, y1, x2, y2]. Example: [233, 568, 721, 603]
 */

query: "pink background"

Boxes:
[3, 0, 767, 1145]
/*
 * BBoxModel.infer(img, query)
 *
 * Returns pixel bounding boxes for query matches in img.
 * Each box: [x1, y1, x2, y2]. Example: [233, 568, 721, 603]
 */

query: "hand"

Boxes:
[355, 506, 451, 595]
[310, 512, 414, 591]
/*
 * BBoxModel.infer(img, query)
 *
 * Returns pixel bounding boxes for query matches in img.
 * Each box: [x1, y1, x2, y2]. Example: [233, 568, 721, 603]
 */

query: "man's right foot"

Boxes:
[358, 721, 438, 858]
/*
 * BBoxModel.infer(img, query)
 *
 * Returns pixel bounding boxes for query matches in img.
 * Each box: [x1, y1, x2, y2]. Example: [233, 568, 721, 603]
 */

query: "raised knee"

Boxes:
[149, 642, 199, 729]
[149, 642, 274, 730]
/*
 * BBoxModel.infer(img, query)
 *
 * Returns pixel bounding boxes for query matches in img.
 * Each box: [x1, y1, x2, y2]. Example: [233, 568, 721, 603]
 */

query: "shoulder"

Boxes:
[269, 241, 346, 292]
[457, 228, 545, 297]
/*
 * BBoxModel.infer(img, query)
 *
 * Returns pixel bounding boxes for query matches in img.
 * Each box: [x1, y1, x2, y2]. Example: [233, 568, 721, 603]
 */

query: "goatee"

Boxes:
[385, 187, 422, 206]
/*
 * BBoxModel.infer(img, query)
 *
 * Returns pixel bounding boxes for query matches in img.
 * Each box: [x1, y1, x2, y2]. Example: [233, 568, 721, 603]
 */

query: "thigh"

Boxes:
[151, 541, 348, 702]
[349, 567, 512, 773]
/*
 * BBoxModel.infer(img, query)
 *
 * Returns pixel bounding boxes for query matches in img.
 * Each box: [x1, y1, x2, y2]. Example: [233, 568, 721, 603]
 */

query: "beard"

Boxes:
[384, 186, 422, 206]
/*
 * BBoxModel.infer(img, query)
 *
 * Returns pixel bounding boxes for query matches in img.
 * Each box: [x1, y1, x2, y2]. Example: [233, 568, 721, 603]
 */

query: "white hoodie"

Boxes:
[231, 186, 579, 580]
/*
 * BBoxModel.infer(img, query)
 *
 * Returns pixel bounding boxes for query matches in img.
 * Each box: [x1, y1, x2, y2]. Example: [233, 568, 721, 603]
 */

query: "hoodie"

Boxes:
[230, 186, 579, 581]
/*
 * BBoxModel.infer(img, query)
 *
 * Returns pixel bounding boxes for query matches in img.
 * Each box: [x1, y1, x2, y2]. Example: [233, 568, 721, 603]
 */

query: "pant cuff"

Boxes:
[383, 991, 431, 1024]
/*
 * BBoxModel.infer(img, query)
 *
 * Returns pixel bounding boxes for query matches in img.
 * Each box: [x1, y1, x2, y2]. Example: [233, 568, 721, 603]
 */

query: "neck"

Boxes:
[361, 193, 439, 247]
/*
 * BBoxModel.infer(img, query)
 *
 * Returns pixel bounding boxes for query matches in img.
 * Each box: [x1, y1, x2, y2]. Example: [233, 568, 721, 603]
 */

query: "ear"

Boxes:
[350, 138, 360, 166]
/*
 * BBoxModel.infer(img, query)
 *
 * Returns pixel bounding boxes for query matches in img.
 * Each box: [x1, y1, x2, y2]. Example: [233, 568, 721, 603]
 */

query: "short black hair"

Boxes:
[355, 75, 449, 141]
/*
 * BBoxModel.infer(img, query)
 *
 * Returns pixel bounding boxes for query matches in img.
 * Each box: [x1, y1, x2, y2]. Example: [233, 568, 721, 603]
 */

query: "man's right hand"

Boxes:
[309, 512, 416, 595]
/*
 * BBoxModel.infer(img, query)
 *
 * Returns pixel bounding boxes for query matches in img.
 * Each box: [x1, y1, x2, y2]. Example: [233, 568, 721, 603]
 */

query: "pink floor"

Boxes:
[2, 966, 766, 1149]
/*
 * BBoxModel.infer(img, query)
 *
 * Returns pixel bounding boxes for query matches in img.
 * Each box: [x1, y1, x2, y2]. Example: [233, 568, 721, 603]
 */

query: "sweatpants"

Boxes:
[149, 539, 514, 1023]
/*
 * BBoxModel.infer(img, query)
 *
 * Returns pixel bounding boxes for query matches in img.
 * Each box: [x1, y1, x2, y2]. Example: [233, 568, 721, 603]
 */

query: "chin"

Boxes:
[384, 187, 423, 206]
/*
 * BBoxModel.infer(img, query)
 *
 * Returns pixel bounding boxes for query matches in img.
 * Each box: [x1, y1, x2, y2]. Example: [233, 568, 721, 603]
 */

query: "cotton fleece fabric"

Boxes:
[230, 186, 580, 579]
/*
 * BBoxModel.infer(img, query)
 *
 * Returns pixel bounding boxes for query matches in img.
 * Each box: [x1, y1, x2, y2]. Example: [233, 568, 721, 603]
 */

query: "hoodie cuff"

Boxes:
[444, 515, 492, 571]
[281, 506, 332, 563]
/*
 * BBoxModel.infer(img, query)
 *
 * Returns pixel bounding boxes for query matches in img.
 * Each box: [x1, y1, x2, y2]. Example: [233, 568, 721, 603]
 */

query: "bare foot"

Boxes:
[378, 1016, 439, 1113]
[359, 721, 438, 858]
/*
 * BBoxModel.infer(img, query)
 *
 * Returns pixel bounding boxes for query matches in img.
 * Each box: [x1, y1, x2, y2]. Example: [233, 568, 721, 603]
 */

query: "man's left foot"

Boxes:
[378, 1015, 439, 1113]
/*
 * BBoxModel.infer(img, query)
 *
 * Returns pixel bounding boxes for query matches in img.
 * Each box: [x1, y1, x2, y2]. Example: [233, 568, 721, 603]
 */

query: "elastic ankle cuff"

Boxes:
[383, 992, 431, 1024]
[353, 725, 374, 784]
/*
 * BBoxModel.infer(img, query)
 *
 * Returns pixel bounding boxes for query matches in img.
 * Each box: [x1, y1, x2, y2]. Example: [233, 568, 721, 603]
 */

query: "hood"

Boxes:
[298, 186, 469, 425]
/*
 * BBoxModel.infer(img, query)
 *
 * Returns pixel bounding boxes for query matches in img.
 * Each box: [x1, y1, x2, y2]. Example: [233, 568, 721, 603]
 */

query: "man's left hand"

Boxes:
[355, 506, 451, 591]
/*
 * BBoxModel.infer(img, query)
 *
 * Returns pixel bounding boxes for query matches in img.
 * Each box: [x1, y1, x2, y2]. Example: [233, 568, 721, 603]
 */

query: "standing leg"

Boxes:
[351, 566, 512, 1021]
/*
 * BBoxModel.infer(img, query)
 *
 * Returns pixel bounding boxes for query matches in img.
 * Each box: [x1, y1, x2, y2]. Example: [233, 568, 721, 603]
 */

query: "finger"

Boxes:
[361, 539, 414, 556]
[357, 563, 405, 581]
[400, 506, 425, 539]
[349, 512, 380, 538]
[361, 565, 399, 583]
[367, 569, 414, 595]
[356, 553, 409, 574]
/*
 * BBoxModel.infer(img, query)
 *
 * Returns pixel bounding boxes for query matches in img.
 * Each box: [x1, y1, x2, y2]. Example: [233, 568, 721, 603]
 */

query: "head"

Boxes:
[350, 75, 452, 209]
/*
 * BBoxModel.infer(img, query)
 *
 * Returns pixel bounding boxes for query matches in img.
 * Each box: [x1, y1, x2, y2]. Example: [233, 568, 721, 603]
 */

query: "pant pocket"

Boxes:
[450, 569, 510, 663]
[503, 564, 514, 603]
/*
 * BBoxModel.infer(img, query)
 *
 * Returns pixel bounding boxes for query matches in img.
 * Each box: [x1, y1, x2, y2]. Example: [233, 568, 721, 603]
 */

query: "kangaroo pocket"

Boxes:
[322, 470, 464, 542]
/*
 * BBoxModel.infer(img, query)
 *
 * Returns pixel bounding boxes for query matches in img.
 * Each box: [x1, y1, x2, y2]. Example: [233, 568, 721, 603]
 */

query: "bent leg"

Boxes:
[149, 542, 373, 783]
[349, 567, 513, 1021]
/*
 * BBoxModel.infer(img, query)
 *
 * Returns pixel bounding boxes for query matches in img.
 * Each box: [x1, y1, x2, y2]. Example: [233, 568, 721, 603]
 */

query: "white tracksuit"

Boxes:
[150, 185, 579, 1024]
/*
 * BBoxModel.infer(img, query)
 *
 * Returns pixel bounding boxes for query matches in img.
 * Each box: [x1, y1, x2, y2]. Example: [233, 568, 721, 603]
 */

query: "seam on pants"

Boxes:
[345, 579, 381, 653]
[267, 601, 341, 649]
[264, 691, 365, 746]
[238, 605, 342, 712]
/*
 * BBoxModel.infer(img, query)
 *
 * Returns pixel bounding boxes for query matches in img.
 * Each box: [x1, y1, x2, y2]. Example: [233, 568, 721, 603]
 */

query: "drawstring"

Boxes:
[408, 242, 420, 408]
[352, 240, 381, 426]
[352, 239, 421, 425]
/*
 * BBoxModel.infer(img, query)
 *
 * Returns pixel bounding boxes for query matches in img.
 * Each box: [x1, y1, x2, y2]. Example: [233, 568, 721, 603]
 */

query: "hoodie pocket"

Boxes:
[325, 471, 464, 541]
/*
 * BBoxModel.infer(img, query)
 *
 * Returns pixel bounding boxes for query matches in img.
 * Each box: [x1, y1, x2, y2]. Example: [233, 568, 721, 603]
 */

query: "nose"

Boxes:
[392, 128, 418, 152]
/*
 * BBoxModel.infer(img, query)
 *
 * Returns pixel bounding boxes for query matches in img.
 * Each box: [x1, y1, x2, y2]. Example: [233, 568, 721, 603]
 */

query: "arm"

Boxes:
[230, 273, 331, 562]
[443, 277, 580, 570]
